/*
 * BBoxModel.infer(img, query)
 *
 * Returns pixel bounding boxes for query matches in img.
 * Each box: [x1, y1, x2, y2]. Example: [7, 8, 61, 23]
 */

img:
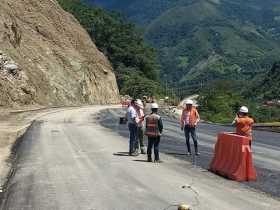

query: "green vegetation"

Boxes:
[120, 72, 162, 99]
[58, 0, 162, 98]
[198, 80, 245, 123]
[91, 0, 280, 123]
[198, 77, 280, 123]
[92, 0, 280, 86]
[249, 62, 280, 100]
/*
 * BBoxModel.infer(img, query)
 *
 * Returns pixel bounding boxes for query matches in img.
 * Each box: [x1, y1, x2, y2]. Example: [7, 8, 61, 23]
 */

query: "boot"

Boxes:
[147, 155, 152, 162]
[141, 147, 146, 154]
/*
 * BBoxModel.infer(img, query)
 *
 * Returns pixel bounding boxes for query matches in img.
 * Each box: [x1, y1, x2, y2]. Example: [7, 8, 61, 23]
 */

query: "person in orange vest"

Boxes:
[180, 99, 200, 156]
[145, 103, 163, 163]
[232, 106, 254, 146]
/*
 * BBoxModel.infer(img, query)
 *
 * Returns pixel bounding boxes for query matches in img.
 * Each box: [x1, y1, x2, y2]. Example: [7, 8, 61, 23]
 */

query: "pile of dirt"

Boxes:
[0, 0, 119, 107]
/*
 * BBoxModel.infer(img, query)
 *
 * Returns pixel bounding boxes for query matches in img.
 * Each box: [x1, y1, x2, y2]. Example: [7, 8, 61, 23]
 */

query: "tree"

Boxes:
[58, 0, 161, 96]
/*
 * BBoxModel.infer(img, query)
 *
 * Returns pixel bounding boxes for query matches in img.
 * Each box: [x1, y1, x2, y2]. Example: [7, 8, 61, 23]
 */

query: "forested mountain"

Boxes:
[58, 0, 162, 98]
[86, 0, 280, 87]
[250, 62, 280, 100]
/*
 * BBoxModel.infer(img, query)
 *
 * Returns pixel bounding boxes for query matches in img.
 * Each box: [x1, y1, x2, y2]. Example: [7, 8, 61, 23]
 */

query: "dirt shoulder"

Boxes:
[0, 105, 84, 192]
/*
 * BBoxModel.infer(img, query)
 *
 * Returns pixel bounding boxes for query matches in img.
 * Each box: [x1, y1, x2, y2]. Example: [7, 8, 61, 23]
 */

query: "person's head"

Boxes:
[238, 106, 249, 117]
[130, 99, 136, 107]
[151, 103, 159, 113]
[135, 99, 144, 110]
[185, 99, 194, 110]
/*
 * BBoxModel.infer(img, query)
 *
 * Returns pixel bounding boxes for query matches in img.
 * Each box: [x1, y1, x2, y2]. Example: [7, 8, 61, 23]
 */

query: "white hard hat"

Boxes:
[239, 106, 249, 113]
[185, 99, 193, 105]
[135, 99, 144, 109]
[151, 103, 159, 109]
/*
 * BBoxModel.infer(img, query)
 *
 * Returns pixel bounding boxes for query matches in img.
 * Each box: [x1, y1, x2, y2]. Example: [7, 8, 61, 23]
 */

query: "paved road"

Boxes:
[98, 108, 280, 198]
[1, 107, 280, 210]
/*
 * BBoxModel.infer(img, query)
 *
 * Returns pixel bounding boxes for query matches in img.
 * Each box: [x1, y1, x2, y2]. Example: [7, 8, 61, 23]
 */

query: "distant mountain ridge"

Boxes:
[88, 0, 280, 86]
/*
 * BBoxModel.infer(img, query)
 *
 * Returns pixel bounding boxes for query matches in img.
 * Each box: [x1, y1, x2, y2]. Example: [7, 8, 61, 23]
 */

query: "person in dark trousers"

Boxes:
[127, 99, 139, 156]
[135, 99, 146, 154]
[145, 103, 163, 163]
[180, 99, 200, 156]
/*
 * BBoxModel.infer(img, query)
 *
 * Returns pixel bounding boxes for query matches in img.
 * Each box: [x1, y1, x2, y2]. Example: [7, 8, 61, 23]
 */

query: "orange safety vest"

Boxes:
[181, 107, 199, 127]
[145, 114, 161, 137]
[236, 116, 254, 140]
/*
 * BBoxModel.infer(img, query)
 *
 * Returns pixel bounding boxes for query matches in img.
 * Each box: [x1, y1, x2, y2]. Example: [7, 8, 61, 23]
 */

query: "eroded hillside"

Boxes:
[0, 0, 119, 107]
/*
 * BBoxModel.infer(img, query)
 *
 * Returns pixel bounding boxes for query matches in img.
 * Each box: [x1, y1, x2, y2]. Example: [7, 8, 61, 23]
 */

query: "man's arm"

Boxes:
[232, 115, 238, 125]
[180, 111, 184, 130]
[158, 117, 163, 134]
[196, 110, 200, 125]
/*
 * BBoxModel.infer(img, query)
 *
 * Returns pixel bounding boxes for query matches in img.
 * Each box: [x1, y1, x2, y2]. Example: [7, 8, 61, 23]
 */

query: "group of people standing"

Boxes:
[126, 97, 255, 163]
[127, 99, 163, 162]
[127, 99, 146, 156]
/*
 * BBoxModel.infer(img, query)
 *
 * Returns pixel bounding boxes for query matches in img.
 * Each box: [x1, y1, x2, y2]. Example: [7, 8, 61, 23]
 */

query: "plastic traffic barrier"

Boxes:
[210, 132, 257, 182]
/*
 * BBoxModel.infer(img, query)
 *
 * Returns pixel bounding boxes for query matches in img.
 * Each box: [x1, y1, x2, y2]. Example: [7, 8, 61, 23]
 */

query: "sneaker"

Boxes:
[154, 160, 163, 163]
[195, 152, 200, 156]
[186, 152, 192, 156]
[147, 158, 152, 162]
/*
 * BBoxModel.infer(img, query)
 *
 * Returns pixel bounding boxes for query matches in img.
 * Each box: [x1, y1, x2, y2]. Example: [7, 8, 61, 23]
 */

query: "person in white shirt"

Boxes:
[127, 100, 139, 156]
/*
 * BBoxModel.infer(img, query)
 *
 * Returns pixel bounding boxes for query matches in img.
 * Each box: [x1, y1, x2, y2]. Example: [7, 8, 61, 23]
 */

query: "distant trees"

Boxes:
[58, 0, 161, 97]
[198, 77, 280, 123]
[198, 80, 245, 123]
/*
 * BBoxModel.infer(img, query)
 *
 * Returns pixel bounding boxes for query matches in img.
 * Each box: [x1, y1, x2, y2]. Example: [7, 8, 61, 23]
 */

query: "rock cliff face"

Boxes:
[0, 0, 119, 107]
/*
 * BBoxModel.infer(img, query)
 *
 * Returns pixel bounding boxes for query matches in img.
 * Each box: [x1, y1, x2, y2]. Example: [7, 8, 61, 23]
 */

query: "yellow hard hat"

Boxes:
[178, 204, 191, 210]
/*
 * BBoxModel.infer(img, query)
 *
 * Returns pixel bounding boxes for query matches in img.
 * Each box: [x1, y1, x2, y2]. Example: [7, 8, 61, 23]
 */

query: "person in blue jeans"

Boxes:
[145, 103, 163, 163]
[180, 99, 200, 156]
[127, 100, 139, 156]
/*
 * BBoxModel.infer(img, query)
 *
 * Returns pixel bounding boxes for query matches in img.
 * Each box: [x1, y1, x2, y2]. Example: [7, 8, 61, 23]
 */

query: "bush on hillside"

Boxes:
[198, 80, 245, 123]
[58, 0, 161, 96]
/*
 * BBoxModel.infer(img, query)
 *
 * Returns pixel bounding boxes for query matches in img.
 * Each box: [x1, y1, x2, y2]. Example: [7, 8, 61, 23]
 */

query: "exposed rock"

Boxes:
[0, 0, 119, 107]
[3, 63, 18, 75]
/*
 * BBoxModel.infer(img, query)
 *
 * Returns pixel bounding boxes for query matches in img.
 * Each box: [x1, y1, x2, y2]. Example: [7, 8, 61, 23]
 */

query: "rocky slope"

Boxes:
[0, 0, 119, 107]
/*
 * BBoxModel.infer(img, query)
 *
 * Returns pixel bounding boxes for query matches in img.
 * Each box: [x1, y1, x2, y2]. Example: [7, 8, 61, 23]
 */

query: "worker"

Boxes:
[127, 99, 139, 156]
[145, 103, 163, 163]
[232, 106, 254, 146]
[135, 99, 146, 154]
[180, 99, 200, 156]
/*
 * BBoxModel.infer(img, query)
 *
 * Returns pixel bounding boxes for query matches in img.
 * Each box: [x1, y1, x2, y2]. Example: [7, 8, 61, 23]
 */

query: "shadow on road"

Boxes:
[133, 159, 148, 163]
[166, 152, 188, 156]
[113, 152, 131, 156]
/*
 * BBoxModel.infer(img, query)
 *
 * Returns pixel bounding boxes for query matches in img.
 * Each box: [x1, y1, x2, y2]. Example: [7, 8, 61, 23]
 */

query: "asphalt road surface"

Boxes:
[1, 107, 280, 210]
[97, 108, 280, 198]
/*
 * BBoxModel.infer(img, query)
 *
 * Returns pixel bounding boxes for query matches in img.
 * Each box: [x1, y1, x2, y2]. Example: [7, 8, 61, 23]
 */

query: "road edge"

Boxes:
[161, 107, 280, 133]
[0, 122, 33, 207]
[0, 106, 84, 206]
